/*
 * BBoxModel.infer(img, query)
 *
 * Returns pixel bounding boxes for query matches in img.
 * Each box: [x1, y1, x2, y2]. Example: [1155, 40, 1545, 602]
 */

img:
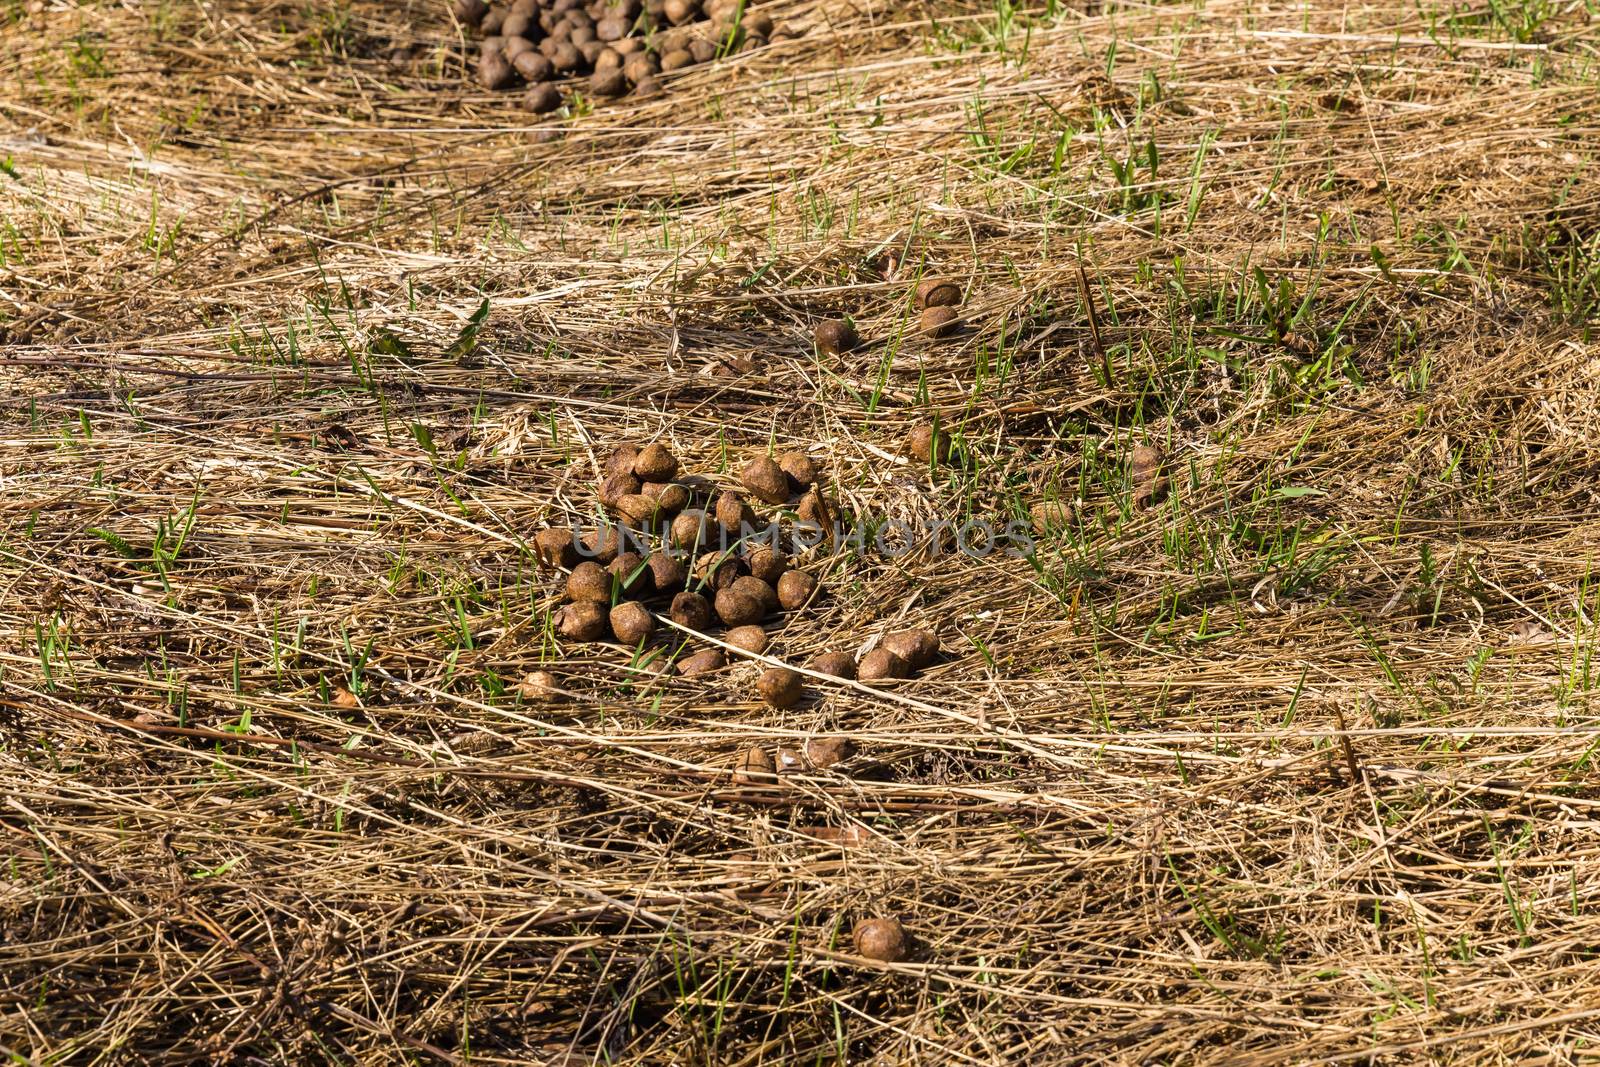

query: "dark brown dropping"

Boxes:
[687, 36, 717, 63]
[743, 9, 773, 36]
[774, 570, 817, 611]
[904, 424, 950, 464]
[478, 50, 515, 89]
[776, 745, 804, 772]
[515, 51, 555, 82]
[504, 35, 535, 58]
[615, 492, 661, 529]
[556, 602, 608, 641]
[482, 6, 506, 32]
[608, 551, 653, 596]
[623, 53, 658, 83]
[641, 482, 689, 514]
[670, 509, 712, 551]
[594, 47, 624, 72]
[534, 527, 578, 569]
[578, 38, 606, 64]
[795, 489, 833, 529]
[694, 553, 745, 592]
[809, 651, 856, 679]
[609, 601, 655, 645]
[741, 456, 791, 504]
[481, 35, 506, 56]
[550, 40, 583, 72]
[664, 0, 698, 22]
[857, 648, 908, 682]
[745, 546, 787, 586]
[454, 0, 489, 26]
[778, 452, 817, 490]
[915, 278, 961, 308]
[569, 22, 597, 44]
[757, 667, 803, 708]
[598, 471, 641, 509]
[732, 575, 778, 615]
[669, 590, 713, 630]
[804, 736, 855, 768]
[918, 305, 960, 338]
[524, 83, 565, 117]
[1130, 443, 1163, 479]
[646, 550, 686, 593]
[733, 745, 775, 783]
[714, 491, 755, 535]
[881, 628, 939, 669]
[677, 649, 725, 676]
[606, 444, 642, 477]
[814, 319, 858, 356]
[612, 36, 644, 55]
[1030, 499, 1073, 534]
[502, 10, 535, 37]
[633, 442, 678, 482]
[724, 625, 769, 655]
[596, 14, 631, 39]
[714, 588, 764, 627]
[517, 669, 562, 702]
[660, 48, 694, 71]
[579, 525, 620, 564]
[632, 75, 662, 97]
[591, 68, 628, 96]
[853, 917, 908, 962]
[566, 561, 612, 603]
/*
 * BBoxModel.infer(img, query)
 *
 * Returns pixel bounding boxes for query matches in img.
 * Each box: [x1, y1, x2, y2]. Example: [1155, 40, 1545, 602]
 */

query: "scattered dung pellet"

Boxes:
[857, 647, 908, 682]
[515, 51, 555, 82]
[455, 0, 489, 25]
[715, 587, 765, 627]
[881, 628, 939, 670]
[731, 575, 778, 614]
[623, 53, 659, 82]
[608, 551, 654, 596]
[598, 471, 641, 509]
[918, 305, 959, 338]
[609, 601, 655, 645]
[669, 590, 713, 630]
[664, 0, 698, 22]
[660, 48, 694, 71]
[646, 549, 686, 593]
[590, 67, 628, 96]
[579, 525, 620, 564]
[687, 36, 718, 62]
[596, 14, 631, 39]
[518, 669, 563, 702]
[693, 552, 745, 591]
[677, 648, 725, 676]
[535, 527, 578, 569]
[757, 667, 803, 708]
[778, 452, 816, 490]
[670, 509, 712, 550]
[804, 736, 855, 768]
[556, 602, 609, 641]
[482, 8, 506, 32]
[633, 442, 679, 482]
[566, 561, 612, 602]
[814, 319, 858, 356]
[714, 491, 755, 534]
[741, 455, 791, 504]
[1030, 499, 1073, 534]
[615, 492, 661, 529]
[733, 745, 775, 783]
[853, 917, 908, 962]
[725, 625, 769, 655]
[332, 686, 360, 709]
[904, 424, 950, 464]
[795, 488, 833, 528]
[1130, 444, 1168, 509]
[745, 546, 787, 585]
[606, 444, 642, 476]
[550, 40, 582, 71]
[478, 49, 515, 89]
[633, 74, 663, 96]
[504, 34, 535, 58]
[915, 278, 961, 308]
[641, 481, 690, 514]
[809, 651, 856, 679]
[775, 570, 817, 611]
[776, 745, 804, 772]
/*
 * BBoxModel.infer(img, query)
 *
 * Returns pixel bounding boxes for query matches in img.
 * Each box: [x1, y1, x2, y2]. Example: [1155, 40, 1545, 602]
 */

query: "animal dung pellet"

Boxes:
[918, 306, 959, 338]
[606, 444, 641, 476]
[670, 508, 711, 550]
[598, 471, 641, 509]
[741, 455, 791, 504]
[590, 67, 628, 95]
[504, 34, 535, 58]
[757, 667, 803, 708]
[556, 602, 608, 641]
[660, 47, 694, 71]
[646, 549, 686, 593]
[515, 51, 556, 82]
[332, 686, 360, 709]
[478, 49, 515, 88]
[633, 442, 678, 481]
[733, 745, 775, 783]
[715, 586, 765, 627]
[775, 570, 817, 611]
[633, 74, 662, 96]
[535, 527, 578, 568]
[881, 628, 939, 670]
[579, 525, 620, 564]
[687, 36, 717, 62]
[731, 575, 778, 614]
[609, 601, 655, 644]
[809, 651, 856, 679]
[608, 551, 653, 596]
[693, 552, 744, 591]
[455, 0, 490, 25]
[903, 424, 950, 464]
[724, 625, 769, 655]
[857, 647, 908, 682]
[1129, 443, 1168, 509]
[641, 481, 690, 514]
[795, 489, 833, 528]
[915, 278, 961, 308]
[615, 492, 661, 528]
[566, 561, 612, 602]
[714, 491, 755, 534]
[814, 319, 859, 356]
[677, 648, 725, 676]
[517, 669, 563, 702]
[1030, 500, 1073, 534]
[778, 452, 816, 490]
[852, 917, 908, 962]
[804, 736, 855, 768]
[745, 546, 787, 585]
[669, 590, 713, 630]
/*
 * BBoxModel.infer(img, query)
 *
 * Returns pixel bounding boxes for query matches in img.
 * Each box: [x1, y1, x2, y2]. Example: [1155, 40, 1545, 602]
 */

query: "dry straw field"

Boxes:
[5, 0, 1600, 1062]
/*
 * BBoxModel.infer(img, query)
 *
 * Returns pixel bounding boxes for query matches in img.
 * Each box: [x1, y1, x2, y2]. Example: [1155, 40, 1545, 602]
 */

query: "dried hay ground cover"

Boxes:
[5, 0, 1600, 1062]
